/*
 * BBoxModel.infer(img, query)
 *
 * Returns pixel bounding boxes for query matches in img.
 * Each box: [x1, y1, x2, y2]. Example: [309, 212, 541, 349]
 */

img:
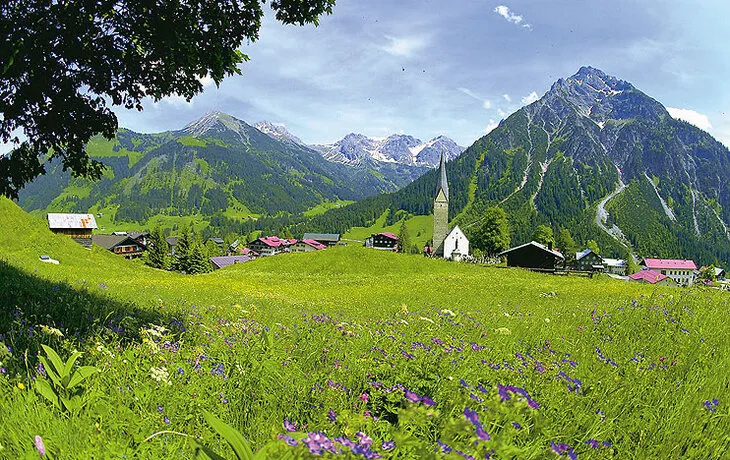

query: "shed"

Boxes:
[303, 233, 341, 246]
[498, 241, 565, 271]
[47, 213, 98, 248]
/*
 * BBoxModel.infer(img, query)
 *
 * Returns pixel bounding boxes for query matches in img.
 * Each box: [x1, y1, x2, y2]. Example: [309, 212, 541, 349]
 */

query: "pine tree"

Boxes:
[145, 227, 169, 269]
[472, 207, 511, 257]
[188, 244, 212, 274]
[397, 220, 411, 254]
[586, 239, 601, 255]
[173, 227, 193, 273]
[556, 228, 577, 267]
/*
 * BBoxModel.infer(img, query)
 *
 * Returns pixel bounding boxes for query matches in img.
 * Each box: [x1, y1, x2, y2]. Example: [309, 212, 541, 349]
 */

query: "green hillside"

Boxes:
[1, 197, 729, 458]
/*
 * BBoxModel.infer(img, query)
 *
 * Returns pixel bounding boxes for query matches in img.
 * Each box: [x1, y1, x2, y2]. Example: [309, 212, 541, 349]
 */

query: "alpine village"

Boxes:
[2, 2, 730, 459]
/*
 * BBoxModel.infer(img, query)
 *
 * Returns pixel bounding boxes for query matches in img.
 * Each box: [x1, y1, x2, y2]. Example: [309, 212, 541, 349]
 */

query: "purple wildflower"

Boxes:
[550, 441, 577, 459]
[157, 405, 164, 413]
[421, 395, 437, 407]
[585, 439, 600, 449]
[302, 432, 337, 455]
[602, 441, 612, 447]
[404, 389, 421, 402]
[436, 440, 453, 454]
[475, 425, 491, 441]
[283, 419, 297, 432]
[463, 407, 479, 425]
[278, 434, 299, 447]
[356, 432, 373, 447]
[34, 436, 45, 456]
[382, 440, 396, 451]
[163, 417, 170, 424]
[512, 422, 522, 429]
[328, 409, 337, 422]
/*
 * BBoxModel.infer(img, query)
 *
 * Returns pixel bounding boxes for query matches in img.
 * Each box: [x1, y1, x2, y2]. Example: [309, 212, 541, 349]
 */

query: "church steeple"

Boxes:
[435, 151, 449, 201]
[433, 152, 449, 257]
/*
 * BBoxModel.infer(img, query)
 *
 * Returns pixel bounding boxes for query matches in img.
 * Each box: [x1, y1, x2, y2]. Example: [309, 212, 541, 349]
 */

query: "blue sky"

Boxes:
[113, 0, 730, 148]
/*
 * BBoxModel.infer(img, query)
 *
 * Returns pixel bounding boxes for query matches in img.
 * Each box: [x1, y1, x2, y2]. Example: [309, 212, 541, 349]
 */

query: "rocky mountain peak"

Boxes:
[183, 111, 251, 138]
[254, 121, 303, 145]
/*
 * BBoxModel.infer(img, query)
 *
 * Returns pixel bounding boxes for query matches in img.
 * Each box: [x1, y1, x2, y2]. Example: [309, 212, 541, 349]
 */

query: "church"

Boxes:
[432, 153, 469, 261]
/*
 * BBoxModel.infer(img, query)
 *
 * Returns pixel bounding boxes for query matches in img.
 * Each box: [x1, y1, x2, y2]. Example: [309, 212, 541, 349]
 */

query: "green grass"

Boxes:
[303, 200, 355, 217]
[344, 210, 433, 248]
[1, 197, 729, 459]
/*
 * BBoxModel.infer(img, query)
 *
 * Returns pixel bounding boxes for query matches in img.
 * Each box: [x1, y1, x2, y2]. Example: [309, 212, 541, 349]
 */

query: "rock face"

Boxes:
[311, 133, 464, 168]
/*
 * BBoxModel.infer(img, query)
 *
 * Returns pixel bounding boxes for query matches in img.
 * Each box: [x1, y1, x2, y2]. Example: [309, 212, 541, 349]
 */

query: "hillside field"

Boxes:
[0, 197, 728, 459]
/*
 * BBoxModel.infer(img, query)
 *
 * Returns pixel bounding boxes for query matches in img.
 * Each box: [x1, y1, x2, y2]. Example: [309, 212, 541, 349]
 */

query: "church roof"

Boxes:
[435, 152, 449, 201]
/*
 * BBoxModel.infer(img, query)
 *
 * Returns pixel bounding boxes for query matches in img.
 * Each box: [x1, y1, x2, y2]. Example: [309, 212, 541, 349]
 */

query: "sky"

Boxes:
[88, 1, 730, 149]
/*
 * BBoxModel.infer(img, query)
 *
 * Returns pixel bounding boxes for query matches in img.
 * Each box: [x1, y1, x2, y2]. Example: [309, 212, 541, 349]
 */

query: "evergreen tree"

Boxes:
[626, 250, 640, 274]
[472, 207, 511, 257]
[586, 239, 601, 255]
[205, 239, 222, 257]
[556, 228, 577, 267]
[280, 227, 294, 239]
[145, 227, 169, 270]
[173, 227, 193, 273]
[397, 221, 411, 253]
[188, 244, 212, 274]
[532, 225, 555, 247]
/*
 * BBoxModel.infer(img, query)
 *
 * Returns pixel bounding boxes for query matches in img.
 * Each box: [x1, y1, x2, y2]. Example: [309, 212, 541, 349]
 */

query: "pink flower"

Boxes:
[34, 435, 45, 456]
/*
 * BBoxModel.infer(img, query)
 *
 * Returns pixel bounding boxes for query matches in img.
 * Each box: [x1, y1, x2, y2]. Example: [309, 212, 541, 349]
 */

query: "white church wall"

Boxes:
[443, 226, 469, 261]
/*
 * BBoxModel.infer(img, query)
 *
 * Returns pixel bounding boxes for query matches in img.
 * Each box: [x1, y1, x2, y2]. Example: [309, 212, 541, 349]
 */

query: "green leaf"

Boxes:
[202, 410, 254, 460]
[63, 351, 83, 379]
[194, 441, 229, 460]
[67, 366, 97, 390]
[35, 379, 60, 409]
[41, 344, 65, 376]
[39, 356, 62, 388]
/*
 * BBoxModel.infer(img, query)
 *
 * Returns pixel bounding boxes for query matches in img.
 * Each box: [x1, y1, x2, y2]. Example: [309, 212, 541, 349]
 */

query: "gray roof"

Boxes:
[47, 213, 97, 230]
[210, 256, 252, 269]
[603, 258, 627, 267]
[92, 234, 136, 250]
[498, 241, 565, 259]
[303, 233, 340, 242]
[435, 152, 449, 200]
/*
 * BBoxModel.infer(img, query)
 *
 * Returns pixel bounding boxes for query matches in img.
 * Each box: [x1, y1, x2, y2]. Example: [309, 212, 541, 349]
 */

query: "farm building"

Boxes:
[128, 231, 150, 247]
[716, 267, 726, 279]
[365, 232, 398, 250]
[499, 241, 565, 271]
[629, 270, 677, 286]
[641, 258, 697, 287]
[291, 239, 328, 253]
[248, 236, 296, 256]
[210, 255, 253, 270]
[92, 235, 145, 259]
[602, 258, 628, 276]
[575, 249, 603, 271]
[47, 213, 98, 248]
[302, 233, 341, 246]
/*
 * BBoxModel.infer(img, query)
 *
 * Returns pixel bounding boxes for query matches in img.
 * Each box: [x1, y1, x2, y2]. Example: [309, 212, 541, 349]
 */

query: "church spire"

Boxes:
[435, 152, 449, 201]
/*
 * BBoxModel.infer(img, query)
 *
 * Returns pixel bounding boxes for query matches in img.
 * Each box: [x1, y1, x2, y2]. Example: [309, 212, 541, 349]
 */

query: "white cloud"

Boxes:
[667, 107, 712, 131]
[381, 35, 428, 57]
[485, 119, 499, 134]
[498, 108, 508, 118]
[482, 99, 493, 109]
[521, 91, 539, 105]
[494, 5, 531, 29]
[503, 93, 511, 102]
[199, 75, 214, 87]
[459, 87, 492, 110]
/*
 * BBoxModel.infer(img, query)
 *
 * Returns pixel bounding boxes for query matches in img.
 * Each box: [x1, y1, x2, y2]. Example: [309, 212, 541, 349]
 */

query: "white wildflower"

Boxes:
[419, 316, 435, 324]
[39, 324, 63, 338]
[440, 309, 456, 317]
[150, 366, 171, 385]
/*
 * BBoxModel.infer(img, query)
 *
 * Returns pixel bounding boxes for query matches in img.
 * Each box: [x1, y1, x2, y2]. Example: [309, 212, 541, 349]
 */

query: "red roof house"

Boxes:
[629, 270, 676, 286]
[641, 258, 697, 286]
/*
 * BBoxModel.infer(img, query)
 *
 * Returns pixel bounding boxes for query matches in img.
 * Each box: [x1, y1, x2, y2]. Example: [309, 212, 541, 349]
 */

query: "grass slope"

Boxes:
[1, 197, 728, 459]
[344, 211, 433, 248]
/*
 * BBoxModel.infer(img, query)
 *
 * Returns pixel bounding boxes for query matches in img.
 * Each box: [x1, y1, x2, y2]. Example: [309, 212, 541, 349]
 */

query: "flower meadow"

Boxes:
[1, 201, 729, 458]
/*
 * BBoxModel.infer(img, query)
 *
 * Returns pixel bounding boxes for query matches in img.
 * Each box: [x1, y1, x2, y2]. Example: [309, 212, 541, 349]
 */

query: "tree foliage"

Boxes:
[144, 227, 169, 270]
[0, 0, 335, 198]
[586, 239, 601, 255]
[472, 207, 510, 257]
[556, 228, 577, 266]
[531, 225, 554, 247]
[397, 220, 411, 254]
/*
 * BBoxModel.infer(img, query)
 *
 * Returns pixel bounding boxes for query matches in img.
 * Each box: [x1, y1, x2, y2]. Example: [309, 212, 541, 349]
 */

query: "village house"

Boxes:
[92, 234, 145, 259]
[575, 249, 604, 272]
[365, 232, 398, 250]
[128, 231, 150, 247]
[166, 237, 178, 256]
[499, 241, 565, 271]
[291, 239, 328, 253]
[641, 258, 697, 287]
[302, 233, 341, 247]
[602, 258, 628, 276]
[247, 236, 296, 256]
[628, 270, 677, 286]
[210, 255, 253, 270]
[47, 213, 98, 248]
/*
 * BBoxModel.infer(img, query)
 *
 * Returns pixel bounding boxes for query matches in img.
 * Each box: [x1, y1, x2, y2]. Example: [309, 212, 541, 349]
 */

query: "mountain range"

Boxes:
[293, 66, 730, 266]
[16, 112, 461, 224]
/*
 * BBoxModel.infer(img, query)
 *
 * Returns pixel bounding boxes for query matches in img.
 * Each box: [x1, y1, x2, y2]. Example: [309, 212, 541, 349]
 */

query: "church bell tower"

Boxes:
[433, 152, 449, 257]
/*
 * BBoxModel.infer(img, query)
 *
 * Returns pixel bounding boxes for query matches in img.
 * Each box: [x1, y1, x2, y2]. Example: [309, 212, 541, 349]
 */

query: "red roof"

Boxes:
[238, 247, 259, 256]
[643, 258, 697, 270]
[257, 236, 295, 248]
[378, 232, 399, 240]
[629, 270, 668, 284]
[300, 239, 327, 250]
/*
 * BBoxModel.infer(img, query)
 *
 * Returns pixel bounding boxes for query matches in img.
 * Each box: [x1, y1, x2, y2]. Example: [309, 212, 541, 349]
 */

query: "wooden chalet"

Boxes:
[575, 249, 603, 271]
[303, 233, 341, 246]
[47, 213, 98, 248]
[92, 234, 145, 259]
[498, 241, 565, 271]
[365, 232, 398, 250]
[247, 236, 296, 256]
[291, 239, 328, 253]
